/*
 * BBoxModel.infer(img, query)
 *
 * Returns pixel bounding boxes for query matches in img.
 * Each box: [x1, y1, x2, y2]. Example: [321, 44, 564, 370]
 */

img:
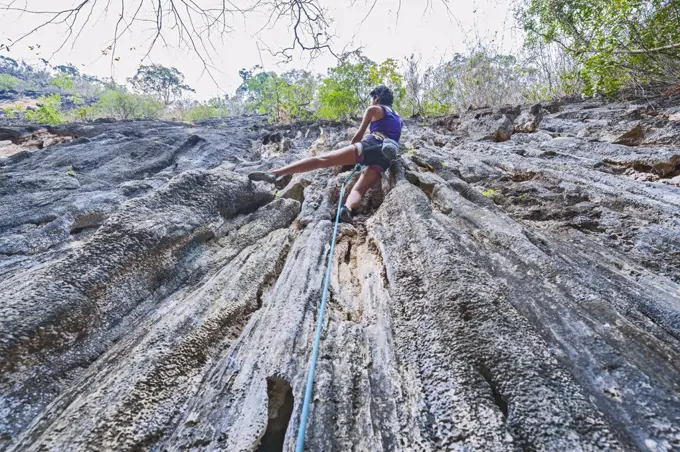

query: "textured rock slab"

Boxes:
[1, 98, 680, 451]
[460, 111, 515, 142]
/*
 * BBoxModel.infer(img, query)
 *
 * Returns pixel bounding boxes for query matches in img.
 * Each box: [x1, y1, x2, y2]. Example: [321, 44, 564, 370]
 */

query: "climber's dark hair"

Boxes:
[370, 85, 394, 106]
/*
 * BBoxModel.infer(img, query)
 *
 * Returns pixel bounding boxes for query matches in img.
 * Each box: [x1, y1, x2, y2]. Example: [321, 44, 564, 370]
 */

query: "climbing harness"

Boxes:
[295, 164, 361, 452]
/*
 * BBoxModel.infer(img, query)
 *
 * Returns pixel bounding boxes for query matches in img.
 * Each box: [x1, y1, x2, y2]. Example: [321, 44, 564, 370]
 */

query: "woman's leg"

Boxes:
[272, 145, 358, 176]
[345, 167, 382, 211]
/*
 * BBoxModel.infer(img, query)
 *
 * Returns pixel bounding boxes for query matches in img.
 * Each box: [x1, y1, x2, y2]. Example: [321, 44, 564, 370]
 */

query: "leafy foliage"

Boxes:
[73, 87, 164, 121]
[316, 53, 375, 120]
[93, 88, 165, 120]
[184, 104, 227, 122]
[0, 73, 21, 91]
[51, 72, 76, 92]
[0, 56, 52, 88]
[128, 65, 195, 105]
[518, 0, 680, 94]
[401, 46, 582, 115]
[404, 52, 527, 115]
[205, 94, 248, 117]
[0, 56, 20, 76]
[237, 67, 318, 122]
[2, 105, 25, 119]
[316, 52, 405, 120]
[26, 94, 65, 124]
[368, 58, 406, 108]
[5, 44, 584, 126]
[482, 188, 499, 198]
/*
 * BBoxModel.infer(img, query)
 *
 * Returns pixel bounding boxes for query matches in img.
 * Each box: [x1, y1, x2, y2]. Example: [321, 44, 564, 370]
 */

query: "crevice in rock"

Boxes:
[410, 154, 436, 172]
[68, 213, 107, 236]
[262, 132, 283, 145]
[458, 301, 473, 322]
[601, 155, 680, 181]
[279, 180, 308, 204]
[140, 134, 207, 177]
[509, 171, 537, 182]
[327, 286, 354, 323]
[366, 237, 390, 290]
[478, 364, 509, 419]
[343, 240, 352, 264]
[223, 194, 277, 220]
[256, 287, 264, 310]
[568, 220, 606, 234]
[253, 238, 293, 312]
[0, 127, 74, 153]
[27, 215, 58, 226]
[523, 230, 553, 256]
[70, 225, 99, 235]
[256, 376, 294, 452]
[405, 171, 434, 200]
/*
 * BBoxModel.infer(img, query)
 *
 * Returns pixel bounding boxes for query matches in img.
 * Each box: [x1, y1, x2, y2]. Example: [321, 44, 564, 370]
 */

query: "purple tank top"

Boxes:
[370, 105, 403, 141]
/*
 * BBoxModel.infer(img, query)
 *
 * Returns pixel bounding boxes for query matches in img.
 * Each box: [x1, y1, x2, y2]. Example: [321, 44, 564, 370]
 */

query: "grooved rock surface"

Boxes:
[1, 98, 680, 451]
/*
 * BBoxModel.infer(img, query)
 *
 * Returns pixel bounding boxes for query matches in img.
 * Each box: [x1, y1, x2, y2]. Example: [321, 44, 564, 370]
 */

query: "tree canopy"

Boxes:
[517, 0, 680, 94]
[128, 65, 194, 105]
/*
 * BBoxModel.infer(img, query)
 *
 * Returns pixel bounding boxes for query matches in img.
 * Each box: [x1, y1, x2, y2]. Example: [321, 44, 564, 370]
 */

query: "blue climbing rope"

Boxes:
[295, 164, 361, 452]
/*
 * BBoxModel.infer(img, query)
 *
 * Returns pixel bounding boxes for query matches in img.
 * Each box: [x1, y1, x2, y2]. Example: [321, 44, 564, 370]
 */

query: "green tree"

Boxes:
[85, 86, 165, 120]
[237, 67, 318, 122]
[237, 67, 277, 113]
[184, 104, 227, 122]
[316, 52, 374, 120]
[0, 56, 20, 76]
[368, 58, 406, 110]
[412, 49, 561, 114]
[518, 0, 680, 95]
[51, 72, 76, 92]
[206, 94, 247, 117]
[402, 54, 427, 116]
[277, 70, 318, 121]
[316, 52, 405, 120]
[26, 94, 65, 124]
[128, 64, 195, 105]
[0, 74, 21, 91]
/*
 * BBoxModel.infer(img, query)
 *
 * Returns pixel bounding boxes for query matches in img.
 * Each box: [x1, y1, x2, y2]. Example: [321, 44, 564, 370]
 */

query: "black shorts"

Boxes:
[355, 135, 392, 174]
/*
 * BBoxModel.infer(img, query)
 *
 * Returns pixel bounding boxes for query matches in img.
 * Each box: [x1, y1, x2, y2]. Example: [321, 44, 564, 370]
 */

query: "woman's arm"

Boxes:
[350, 106, 381, 144]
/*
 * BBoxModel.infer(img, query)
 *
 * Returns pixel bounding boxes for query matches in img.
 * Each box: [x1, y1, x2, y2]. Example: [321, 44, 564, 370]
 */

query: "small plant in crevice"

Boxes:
[482, 188, 499, 198]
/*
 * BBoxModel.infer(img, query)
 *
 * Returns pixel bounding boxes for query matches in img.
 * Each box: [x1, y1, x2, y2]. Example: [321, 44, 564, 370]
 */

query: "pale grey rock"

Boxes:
[1, 99, 679, 451]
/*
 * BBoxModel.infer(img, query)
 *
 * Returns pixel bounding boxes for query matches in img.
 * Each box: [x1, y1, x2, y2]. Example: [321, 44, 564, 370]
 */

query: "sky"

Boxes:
[0, 0, 521, 100]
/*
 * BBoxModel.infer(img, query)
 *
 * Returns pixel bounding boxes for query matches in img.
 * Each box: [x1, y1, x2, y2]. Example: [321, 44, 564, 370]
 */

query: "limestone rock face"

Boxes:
[1, 99, 680, 451]
[514, 102, 545, 133]
[460, 108, 516, 142]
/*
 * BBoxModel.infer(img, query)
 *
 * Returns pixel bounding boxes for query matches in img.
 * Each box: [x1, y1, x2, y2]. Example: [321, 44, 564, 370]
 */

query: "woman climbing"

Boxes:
[248, 85, 403, 223]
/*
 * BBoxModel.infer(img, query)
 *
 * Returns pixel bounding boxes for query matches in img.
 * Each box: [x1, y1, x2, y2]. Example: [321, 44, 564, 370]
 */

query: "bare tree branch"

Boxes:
[265, 0, 338, 63]
[614, 42, 680, 54]
[0, 0, 341, 78]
